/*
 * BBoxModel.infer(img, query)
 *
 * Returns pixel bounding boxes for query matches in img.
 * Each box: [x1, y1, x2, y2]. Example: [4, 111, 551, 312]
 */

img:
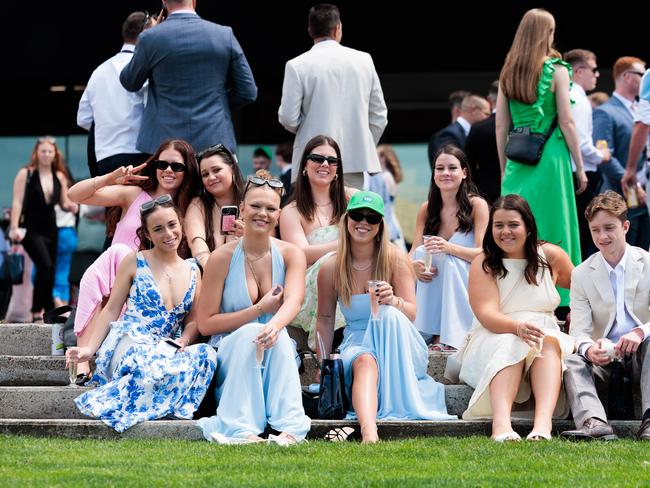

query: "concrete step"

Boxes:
[0, 324, 53, 356]
[0, 418, 641, 440]
[0, 356, 70, 386]
[0, 385, 474, 420]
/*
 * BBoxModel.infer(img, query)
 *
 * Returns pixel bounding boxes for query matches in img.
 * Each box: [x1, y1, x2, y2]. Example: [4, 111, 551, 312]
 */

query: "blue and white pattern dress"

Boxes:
[74, 252, 217, 432]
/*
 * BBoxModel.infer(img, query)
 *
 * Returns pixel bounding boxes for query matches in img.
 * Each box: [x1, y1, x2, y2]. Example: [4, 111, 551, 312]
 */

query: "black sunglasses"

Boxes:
[578, 65, 599, 74]
[154, 160, 186, 173]
[196, 143, 237, 164]
[307, 154, 341, 166]
[626, 70, 645, 77]
[348, 210, 382, 225]
[140, 194, 173, 214]
[245, 176, 285, 195]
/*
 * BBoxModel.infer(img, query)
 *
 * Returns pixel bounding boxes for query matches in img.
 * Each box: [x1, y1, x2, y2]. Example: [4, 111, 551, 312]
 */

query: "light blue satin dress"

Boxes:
[339, 295, 457, 420]
[413, 230, 475, 349]
[197, 241, 311, 441]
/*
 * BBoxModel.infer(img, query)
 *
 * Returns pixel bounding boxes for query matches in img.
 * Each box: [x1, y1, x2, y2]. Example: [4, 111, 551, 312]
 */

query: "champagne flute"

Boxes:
[368, 280, 380, 320]
[422, 235, 434, 273]
[253, 325, 266, 370]
[68, 358, 79, 388]
[533, 331, 545, 358]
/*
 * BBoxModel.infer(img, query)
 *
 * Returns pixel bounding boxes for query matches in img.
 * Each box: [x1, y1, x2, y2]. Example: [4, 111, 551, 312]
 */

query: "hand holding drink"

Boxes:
[368, 280, 380, 319]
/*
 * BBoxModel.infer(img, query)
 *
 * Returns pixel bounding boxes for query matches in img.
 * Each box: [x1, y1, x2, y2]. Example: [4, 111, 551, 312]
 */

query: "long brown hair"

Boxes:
[292, 135, 346, 224]
[106, 139, 198, 238]
[334, 212, 413, 306]
[424, 145, 477, 236]
[377, 144, 403, 183]
[499, 8, 560, 104]
[136, 199, 184, 251]
[481, 194, 551, 285]
[26, 136, 71, 181]
[195, 145, 244, 252]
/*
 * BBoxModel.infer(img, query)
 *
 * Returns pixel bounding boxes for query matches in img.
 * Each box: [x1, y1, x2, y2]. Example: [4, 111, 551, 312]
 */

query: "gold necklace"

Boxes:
[351, 260, 373, 271]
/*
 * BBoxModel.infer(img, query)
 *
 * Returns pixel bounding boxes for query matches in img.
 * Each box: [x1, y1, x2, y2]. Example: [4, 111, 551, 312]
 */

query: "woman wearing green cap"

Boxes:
[316, 190, 456, 443]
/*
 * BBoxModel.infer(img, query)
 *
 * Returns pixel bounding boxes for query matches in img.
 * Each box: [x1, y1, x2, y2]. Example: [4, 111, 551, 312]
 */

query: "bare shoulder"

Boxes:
[541, 242, 567, 261]
[470, 195, 489, 211]
[273, 237, 303, 258]
[344, 186, 359, 201]
[417, 201, 428, 216]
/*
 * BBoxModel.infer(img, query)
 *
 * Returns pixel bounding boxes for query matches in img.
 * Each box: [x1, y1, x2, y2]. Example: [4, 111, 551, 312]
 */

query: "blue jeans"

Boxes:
[53, 227, 78, 302]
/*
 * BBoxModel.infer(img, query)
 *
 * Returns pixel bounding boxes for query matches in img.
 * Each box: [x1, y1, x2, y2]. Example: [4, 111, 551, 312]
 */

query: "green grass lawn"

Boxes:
[2, 436, 650, 487]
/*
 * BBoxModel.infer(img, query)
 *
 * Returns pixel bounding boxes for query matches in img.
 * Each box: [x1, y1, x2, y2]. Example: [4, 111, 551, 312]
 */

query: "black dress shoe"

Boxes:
[560, 417, 619, 441]
[636, 419, 650, 440]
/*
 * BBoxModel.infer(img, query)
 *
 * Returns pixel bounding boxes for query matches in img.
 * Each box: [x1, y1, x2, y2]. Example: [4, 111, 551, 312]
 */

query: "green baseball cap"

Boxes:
[346, 191, 384, 216]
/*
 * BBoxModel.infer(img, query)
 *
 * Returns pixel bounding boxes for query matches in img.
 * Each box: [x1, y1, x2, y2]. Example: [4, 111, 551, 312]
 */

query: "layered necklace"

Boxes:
[243, 240, 270, 296]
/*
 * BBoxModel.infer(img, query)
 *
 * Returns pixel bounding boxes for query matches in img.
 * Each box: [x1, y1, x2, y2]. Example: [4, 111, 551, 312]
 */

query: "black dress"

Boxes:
[21, 169, 60, 313]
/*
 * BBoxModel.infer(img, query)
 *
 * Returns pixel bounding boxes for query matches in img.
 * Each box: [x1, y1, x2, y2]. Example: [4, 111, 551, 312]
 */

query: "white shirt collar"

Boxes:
[169, 9, 197, 15]
[280, 165, 291, 175]
[572, 83, 586, 97]
[456, 116, 471, 135]
[602, 244, 629, 274]
[120, 43, 136, 52]
[613, 92, 635, 113]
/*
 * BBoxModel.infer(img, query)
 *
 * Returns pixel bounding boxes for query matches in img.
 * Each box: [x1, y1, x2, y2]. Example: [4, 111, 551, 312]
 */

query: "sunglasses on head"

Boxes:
[307, 154, 341, 166]
[140, 194, 173, 214]
[196, 143, 237, 164]
[154, 160, 186, 173]
[348, 209, 382, 225]
[245, 176, 285, 196]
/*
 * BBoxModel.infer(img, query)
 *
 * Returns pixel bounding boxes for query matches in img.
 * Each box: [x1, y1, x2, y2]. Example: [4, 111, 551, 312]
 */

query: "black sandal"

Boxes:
[324, 426, 356, 442]
[75, 372, 93, 386]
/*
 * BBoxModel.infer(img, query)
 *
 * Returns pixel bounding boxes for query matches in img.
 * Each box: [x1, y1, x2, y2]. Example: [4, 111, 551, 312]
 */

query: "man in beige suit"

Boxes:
[278, 4, 387, 190]
[562, 191, 650, 441]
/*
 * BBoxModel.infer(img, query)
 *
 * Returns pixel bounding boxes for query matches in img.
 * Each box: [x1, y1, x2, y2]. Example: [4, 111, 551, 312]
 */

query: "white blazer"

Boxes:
[278, 40, 388, 181]
[569, 245, 650, 349]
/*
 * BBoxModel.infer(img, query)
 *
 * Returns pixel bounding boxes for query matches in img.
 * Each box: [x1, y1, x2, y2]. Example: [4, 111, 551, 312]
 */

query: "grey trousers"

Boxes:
[563, 340, 650, 427]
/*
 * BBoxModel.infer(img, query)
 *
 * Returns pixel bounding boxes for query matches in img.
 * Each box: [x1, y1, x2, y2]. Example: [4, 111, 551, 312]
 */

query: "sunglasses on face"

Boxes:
[307, 154, 341, 166]
[348, 210, 382, 225]
[626, 70, 645, 77]
[154, 160, 186, 172]
[140, 193, 173, 214]
[195, 143, 237, 164]
[578, 65, 599, 74]
[244, 176, 285, 195]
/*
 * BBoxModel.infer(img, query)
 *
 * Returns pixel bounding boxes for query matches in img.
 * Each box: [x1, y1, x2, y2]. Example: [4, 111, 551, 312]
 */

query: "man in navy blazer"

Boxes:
[120, 0, 257, 155]
[427, 94, 490, 169]
[593, 56, 648, 249]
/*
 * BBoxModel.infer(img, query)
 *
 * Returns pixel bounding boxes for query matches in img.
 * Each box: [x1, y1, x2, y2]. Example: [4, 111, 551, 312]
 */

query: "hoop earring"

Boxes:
[334, 174, 338, 180]
[302, 169, 307, 176]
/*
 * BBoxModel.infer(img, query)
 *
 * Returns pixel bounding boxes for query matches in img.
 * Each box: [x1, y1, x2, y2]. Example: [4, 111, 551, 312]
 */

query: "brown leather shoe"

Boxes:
[560, 417, 618, 441]
[636, 419, 650, 440]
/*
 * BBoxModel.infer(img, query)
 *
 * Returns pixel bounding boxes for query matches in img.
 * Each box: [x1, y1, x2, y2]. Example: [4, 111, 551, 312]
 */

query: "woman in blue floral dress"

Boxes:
[66, 196, 217, 432]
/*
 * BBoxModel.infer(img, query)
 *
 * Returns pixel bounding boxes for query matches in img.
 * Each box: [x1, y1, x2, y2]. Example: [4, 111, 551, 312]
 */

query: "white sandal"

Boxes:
[492, 431, 521, 442]
[526, 431, 551, 441]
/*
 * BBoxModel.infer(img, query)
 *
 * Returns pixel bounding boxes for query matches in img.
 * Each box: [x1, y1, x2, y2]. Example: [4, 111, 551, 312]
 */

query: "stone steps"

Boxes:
[0, 418, 641, 440]
[0, 352, 454, 386]
[0, 324, 53, 356]
[0, 385, 474, 419]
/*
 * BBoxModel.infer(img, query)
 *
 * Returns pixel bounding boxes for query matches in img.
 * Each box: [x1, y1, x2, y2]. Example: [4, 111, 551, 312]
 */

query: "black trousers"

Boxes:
[574, 171, 601, 259]
[22, 229, 57, 313]
[97, 153, 150, 176]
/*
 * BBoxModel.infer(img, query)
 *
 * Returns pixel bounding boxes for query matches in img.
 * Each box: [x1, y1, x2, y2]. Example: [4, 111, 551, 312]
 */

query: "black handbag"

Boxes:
[0, 251, 24, 286]
[505, 117, 558, 166]
[317, 351, 348, 420]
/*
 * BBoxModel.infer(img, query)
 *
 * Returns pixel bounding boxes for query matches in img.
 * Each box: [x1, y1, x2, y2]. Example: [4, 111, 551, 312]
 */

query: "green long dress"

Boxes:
[501, 58, 580, 306]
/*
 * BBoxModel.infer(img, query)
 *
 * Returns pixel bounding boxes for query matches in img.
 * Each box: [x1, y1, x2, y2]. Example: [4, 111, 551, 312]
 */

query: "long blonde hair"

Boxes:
[500, 8, 560, 104]
[334, 214, 412, 306]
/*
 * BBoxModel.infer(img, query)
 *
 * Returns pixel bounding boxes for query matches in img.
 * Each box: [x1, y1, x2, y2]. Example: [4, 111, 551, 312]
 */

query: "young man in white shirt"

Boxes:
[562, 191, 650, 441]
[564, 49, 611, 258]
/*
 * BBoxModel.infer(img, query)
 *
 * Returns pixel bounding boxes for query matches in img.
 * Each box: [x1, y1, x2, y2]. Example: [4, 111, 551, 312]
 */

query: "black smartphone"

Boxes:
[164, 338, 181, 349]
[220, 206, 239, 235]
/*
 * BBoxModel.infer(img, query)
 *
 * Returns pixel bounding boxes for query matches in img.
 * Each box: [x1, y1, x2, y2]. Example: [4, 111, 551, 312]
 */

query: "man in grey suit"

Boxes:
[561, 191, 650, 441]
[278, 4, 387, 190]
[593, 56, 648, 249]
[120, 0, 257, 155]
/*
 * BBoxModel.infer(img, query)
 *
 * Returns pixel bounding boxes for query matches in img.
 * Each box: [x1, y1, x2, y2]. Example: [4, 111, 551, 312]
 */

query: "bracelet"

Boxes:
[254, 303, 265, 317]
[392, 296, 404, 310]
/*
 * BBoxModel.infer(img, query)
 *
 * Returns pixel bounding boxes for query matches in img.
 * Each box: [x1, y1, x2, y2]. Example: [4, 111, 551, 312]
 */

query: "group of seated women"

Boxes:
[65, 135, 580, 443]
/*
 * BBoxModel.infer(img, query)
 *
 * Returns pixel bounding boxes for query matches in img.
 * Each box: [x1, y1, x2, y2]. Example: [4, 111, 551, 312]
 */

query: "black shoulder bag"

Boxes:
[505, 117, 558, 166]
[317, 350, 348, 420]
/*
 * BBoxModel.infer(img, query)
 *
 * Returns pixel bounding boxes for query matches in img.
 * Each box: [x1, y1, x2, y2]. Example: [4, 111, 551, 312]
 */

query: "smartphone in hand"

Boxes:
[220, 206, 239, 235]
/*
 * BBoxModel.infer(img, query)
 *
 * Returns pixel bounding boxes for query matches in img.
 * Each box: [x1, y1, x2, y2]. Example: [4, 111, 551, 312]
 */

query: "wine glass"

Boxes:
[533, 332, 545, 358]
